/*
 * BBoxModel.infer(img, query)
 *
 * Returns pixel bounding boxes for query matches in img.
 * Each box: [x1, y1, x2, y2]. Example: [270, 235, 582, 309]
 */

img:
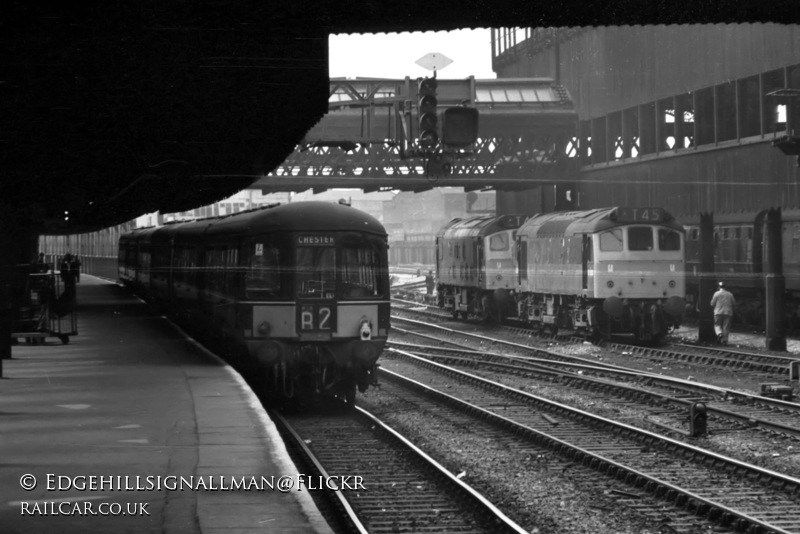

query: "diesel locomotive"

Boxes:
[436, 207, 686, 342]
[119, 201, 390, 402]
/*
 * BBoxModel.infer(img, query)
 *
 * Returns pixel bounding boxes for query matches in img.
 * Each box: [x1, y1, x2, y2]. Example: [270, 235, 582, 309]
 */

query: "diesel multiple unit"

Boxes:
[119, 201, 390, 402]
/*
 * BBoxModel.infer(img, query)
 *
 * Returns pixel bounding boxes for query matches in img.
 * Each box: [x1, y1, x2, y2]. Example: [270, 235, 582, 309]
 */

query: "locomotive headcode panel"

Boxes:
[119, 202, 390, 402]
[615, 207, 665, 223]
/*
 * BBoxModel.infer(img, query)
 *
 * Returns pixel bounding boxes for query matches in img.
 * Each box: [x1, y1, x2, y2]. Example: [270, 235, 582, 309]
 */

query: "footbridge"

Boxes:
[254, 76, 580, 193]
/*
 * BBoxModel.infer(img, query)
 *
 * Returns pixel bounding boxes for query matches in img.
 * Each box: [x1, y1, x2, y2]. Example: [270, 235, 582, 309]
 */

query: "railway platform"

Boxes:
[0, 276, 334, 534]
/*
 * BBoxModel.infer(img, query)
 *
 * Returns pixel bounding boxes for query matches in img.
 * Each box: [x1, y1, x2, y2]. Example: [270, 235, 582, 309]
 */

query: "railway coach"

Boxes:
[683, 208, 800, 331]
[118, 201, 390, 403]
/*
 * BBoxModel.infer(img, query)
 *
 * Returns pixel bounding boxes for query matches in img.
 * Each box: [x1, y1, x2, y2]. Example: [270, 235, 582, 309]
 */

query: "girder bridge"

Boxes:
[253, 77, 579, 193]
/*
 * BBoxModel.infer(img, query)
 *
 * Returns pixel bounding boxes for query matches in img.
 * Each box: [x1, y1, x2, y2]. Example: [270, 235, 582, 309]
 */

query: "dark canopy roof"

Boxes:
[3, 1, 784, 237]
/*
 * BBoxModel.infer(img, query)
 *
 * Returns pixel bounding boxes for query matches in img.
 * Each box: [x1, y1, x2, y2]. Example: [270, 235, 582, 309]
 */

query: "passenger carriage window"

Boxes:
[658, 229, 681, 251]
[490, 233, 509, 251]
[225, 247, 238, 293]
[690, 228, 699, 240]
[246, 245, 281, 299]
[206, 248, 220, 291]
[628, 227, 654, 251]
[599, 229, 623, 251]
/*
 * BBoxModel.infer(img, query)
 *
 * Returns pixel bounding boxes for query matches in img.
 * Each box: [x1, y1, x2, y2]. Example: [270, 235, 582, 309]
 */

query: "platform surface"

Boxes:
[1, 276, 334, 534]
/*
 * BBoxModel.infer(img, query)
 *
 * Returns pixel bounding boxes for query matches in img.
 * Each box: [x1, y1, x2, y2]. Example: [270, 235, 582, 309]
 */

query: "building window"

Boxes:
[738, 75, 761, 138]
[622, 106, 640, 158]
[608, 111, 623, 160]
[579, 120, 592, 165]
[657, 97, 675, 150]
[695, 87, 715, 146]
[591, 116, 607, 164]
[716, 81, 737, 142]
[675, 92, 695, 149]
[639, 102, 657, 156]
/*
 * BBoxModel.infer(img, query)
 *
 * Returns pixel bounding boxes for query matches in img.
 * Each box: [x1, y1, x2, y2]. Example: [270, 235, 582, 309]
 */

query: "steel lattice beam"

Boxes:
[254, 77, 580, 193]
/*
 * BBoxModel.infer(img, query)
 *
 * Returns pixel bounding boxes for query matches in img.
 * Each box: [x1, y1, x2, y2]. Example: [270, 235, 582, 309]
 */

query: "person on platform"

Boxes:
[60, 253, 77, 295]
[70, 254, 82, 282]
[34, 252, 48, 273]
[711, 281, 736, 345]
[425, 270, 435, 296]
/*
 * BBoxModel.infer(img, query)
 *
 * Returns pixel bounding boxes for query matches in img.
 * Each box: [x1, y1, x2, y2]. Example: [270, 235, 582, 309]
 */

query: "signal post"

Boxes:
[407, 53, 480, 181]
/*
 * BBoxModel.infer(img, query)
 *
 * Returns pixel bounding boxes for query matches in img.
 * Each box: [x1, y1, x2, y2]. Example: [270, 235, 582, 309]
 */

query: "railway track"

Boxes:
[390, 313, 800, 445]
[388, 337, 800, 441]
[392, 296, 800, 375]
[391, 301, 800, 396]
[372, 348, 800, 533]
[609, 340, 800, 379]
[270, 403, 527, 534]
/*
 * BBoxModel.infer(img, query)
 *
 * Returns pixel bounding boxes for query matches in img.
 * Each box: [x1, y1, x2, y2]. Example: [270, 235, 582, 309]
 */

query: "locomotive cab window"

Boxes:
[599, 229, 623, 251]
[658, 229, 682, 251]
[490, 232, 509, 251]
[628, 227, 654, 251]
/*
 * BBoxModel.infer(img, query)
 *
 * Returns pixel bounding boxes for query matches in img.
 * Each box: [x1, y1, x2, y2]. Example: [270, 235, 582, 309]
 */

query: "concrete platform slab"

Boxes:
[1, 277, 333, 534]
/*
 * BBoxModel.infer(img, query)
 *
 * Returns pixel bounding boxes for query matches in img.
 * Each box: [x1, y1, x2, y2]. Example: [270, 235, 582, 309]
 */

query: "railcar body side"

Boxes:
[118, 226, 160, 292]
[118, 202, 390, 401]
[683, 208, 800, 330]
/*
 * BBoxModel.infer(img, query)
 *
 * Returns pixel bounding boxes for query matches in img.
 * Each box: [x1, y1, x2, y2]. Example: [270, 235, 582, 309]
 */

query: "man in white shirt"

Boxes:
[710, 282, 736, 345]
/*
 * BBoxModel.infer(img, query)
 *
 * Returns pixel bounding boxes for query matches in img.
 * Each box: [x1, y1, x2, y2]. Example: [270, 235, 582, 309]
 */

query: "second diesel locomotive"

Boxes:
[436, 207, 686, 342]
[119, 201, 390, 402]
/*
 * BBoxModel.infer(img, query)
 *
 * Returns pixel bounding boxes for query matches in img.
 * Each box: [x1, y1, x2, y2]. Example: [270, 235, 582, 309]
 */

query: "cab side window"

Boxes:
[599, 229, 623, 251]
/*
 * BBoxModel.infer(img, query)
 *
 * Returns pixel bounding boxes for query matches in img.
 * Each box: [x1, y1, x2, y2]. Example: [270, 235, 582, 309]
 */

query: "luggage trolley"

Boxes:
[11, 270, 78, 345]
